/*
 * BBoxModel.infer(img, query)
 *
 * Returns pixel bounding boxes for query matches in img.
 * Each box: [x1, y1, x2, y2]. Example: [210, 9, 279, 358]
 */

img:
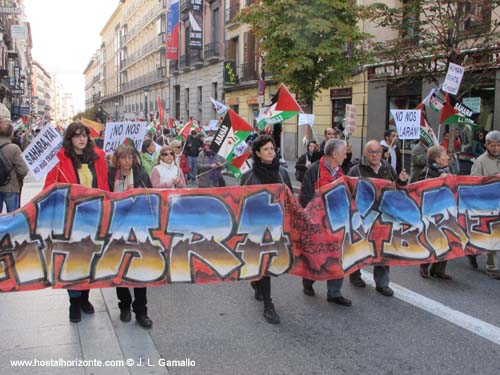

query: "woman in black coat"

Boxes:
[108, 144, 154, 328]
[295, 140, 320, 182]
[416, 145, 453, 280]
[240, 135, 292, 324]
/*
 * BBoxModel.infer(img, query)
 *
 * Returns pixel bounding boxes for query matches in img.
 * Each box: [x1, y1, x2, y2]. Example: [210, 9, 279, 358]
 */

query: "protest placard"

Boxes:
[390, 109, 421, 140]
[21, 126, 63, 180]
[103, 122, 147, 155]
[442, 63, 464, 95]
[298, 113, 314, 126]
[345, 104, 357, 134]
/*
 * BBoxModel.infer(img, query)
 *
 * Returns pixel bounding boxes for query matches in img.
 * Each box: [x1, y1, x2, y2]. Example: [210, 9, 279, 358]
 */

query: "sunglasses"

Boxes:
[161, 152, 175, 156]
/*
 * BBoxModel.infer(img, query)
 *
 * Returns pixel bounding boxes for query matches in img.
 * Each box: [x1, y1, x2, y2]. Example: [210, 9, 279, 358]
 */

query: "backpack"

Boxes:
[0, 143, 13, 186]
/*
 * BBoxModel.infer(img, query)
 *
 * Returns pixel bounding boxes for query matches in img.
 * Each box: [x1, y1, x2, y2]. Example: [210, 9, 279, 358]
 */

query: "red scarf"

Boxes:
[318, 156, 343, 189]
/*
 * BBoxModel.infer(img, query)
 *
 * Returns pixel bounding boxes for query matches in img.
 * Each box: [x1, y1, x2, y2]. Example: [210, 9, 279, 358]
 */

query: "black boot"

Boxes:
[80, 290, 95, 314]
[251, 281, 264, 301]
[263, 303, 280, 324]
[69, 297, 82, 323]
[136, 313, 153, 328]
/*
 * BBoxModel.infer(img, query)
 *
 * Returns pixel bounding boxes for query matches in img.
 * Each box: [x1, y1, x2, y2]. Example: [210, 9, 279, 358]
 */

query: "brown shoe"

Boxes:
[432, 272, 452, 280]
[486, 270, 500, 280]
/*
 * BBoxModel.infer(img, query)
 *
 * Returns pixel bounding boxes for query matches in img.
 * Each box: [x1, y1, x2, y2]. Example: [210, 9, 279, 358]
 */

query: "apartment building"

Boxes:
[168, 0, 224, 124]
[83, 50, 102, 111]
[31, 61, 52, 120]
[0, 0, 33, 120]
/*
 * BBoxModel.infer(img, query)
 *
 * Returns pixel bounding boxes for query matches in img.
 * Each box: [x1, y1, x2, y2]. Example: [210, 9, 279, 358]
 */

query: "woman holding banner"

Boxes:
[417, 145, 453, 280]
[241, 135, 292, 325]
[108, 144, 154, 328]
[151, 145, 186, 189]
[44, 121, 109, 323]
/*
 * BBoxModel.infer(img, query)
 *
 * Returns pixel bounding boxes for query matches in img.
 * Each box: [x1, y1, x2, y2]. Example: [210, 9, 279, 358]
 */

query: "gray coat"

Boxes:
[0, 136, 28, 193]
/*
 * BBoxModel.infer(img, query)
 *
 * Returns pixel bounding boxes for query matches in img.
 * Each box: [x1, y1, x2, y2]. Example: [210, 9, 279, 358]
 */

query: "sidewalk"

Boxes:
[0, 175, 167, 375]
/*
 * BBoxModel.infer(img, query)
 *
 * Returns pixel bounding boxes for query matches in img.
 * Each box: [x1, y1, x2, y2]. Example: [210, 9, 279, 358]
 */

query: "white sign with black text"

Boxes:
[442, 63, 465, 95]
[298, 113, 315, 126]
[103, 122, 147, 155]
[21, 126, 63, 180]
[390, 109, 421, 140]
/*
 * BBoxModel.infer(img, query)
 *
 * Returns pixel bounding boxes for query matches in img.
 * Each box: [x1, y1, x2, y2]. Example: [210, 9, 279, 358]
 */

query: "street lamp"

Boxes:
[114, 101, 118, 121]
[144, 89, 149, 122]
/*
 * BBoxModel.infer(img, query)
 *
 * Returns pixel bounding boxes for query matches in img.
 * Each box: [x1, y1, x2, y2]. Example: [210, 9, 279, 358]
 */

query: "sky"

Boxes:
[24, 0, 121, 113]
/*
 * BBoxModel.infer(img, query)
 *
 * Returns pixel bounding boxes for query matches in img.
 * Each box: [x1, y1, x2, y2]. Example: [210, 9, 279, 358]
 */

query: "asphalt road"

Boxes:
[145, 167, 500, 375]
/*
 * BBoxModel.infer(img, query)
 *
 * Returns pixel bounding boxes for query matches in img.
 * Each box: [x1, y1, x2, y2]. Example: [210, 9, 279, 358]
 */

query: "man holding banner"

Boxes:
[347, 140, 408, 296]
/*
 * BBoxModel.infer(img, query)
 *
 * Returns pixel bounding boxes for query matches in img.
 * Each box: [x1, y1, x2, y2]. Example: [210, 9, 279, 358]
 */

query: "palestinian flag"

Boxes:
[210, 109, 253, 159]
[440, 94, 476, 127]
[176, 120, 199, 141]
[227, 151, 253, 181]
[257, 84, 302, 129]
[416, 103, 439, 147]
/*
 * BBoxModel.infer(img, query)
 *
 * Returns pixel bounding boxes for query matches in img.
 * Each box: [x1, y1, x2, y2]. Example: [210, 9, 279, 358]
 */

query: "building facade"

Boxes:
[31, 60, 51, 120]
[0, 0, 33, 121]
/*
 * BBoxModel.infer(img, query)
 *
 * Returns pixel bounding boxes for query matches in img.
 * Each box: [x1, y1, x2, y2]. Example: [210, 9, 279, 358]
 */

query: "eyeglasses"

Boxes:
[161, 152, 175, 156]
[72, 133, 88, 139]
[367, 150, 382, 155]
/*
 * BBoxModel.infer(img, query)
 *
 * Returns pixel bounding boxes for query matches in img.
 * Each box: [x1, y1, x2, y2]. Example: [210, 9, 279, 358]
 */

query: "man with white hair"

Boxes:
[469, 130, 500, 279]
[0, 115, 28, 212]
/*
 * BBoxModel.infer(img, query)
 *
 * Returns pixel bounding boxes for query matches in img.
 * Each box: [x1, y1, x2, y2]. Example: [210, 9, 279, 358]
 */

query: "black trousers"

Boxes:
[116, 287, 147, 314]
[252, 276, 272, 307]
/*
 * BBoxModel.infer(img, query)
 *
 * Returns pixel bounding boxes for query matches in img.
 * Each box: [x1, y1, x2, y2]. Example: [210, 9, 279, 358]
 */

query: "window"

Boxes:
[459, 2, 491, 34]
[331, 88, 352, 130]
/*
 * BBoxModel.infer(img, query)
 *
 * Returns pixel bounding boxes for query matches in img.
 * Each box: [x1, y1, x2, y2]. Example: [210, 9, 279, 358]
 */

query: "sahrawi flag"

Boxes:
[415, 103, 439, 147]
[210, 109, 253, 179]
[439, 94, 476, 127]
[257, 83, 302, 129]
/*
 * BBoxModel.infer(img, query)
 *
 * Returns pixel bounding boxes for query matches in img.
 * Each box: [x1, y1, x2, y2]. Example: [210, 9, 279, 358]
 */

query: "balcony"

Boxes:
[179, 55, 187, 70]
[123, 2, 165, 45]
[225, 3, 240, 25]
[239, 63, 258, 82]
[169, 60, 179, 75]
[180, 0, 191, 13]
[119, 70, 166, 93]
[204, 42, 220, 61]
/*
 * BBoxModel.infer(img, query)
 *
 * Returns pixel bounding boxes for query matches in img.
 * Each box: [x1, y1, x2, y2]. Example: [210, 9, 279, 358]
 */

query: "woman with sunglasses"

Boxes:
[44, 121, 110, 324]
[108, 143, 154, 328]
[150, 145, 186, 189]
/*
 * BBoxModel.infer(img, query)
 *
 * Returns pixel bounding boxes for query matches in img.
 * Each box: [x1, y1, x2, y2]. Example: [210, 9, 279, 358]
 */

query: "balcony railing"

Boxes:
[204, 42, 220, 60]
[239, 63, 258, 82]
[124, 2, 165, 45]
[225, 3, 240, 24]
[178, 55, 187, 69]
[120, 70, 166, 93]
[121, 37, 164, 70]
[180, 0, 191, 13]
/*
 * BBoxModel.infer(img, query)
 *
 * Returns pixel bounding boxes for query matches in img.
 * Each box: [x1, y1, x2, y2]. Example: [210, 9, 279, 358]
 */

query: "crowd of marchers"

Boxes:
[1, 112, 499, 327]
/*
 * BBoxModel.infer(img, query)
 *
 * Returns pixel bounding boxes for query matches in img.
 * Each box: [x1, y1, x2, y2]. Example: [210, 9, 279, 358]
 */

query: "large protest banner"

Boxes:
[21, 126, 63, 180]
[103, 122, 147, 155]
[0, 175, 499, 292]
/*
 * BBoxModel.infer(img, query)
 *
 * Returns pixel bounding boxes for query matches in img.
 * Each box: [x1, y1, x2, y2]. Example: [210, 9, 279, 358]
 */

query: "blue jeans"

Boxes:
[188, 156, 198, 181]
[327, 278, 344, 298]
[0, 192, 20, 213]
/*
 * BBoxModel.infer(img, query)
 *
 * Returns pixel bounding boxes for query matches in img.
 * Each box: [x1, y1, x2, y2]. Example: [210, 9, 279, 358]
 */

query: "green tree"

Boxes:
[239, 0, 370, 111]
[73, 106, 101, 122]
[366, 1, 500, 98]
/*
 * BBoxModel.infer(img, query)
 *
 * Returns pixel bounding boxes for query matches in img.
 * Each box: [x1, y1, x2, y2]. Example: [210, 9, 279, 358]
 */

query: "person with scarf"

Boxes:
[44, 122, 109, 323]
[108, 143, 154, 328]
[197, 137, 226, 188]
[240, 135, 292, 325]
[416, 145, 453, 280]
[299, 138, 352, 307]
[151, 145, 186, 189]
[140, 138, 159, 176]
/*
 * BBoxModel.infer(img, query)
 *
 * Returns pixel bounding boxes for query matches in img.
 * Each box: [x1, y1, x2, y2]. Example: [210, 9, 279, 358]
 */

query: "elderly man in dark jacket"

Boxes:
[299, 138, 352, 306]
[347, 140, 408, 297]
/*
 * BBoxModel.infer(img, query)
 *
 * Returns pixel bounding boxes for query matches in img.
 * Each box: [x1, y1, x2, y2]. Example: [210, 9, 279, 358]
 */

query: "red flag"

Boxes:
[157, 96, 164, 125]
[439, 94, 458, 124]
[85, 125, 99, 138]
[231, 151, 252, 169]
[168, 117, 174, 129]
[275, 84, 302, 112]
